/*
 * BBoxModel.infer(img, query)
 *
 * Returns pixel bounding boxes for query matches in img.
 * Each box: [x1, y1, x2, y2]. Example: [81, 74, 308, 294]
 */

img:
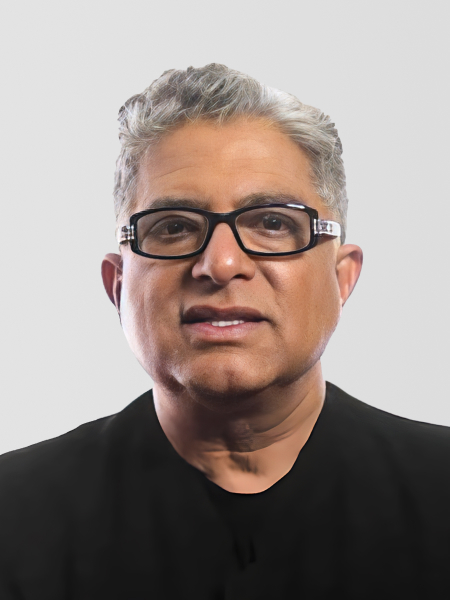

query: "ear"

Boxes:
[336, 244, 363, 307]
[101, 253, 123, 317]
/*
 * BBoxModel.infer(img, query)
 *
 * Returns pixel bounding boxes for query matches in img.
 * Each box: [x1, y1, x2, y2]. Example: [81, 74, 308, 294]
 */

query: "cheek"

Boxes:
[309, 264, 342, 342]
[270, 256, 341, 346]
[119, 263, 176, 352]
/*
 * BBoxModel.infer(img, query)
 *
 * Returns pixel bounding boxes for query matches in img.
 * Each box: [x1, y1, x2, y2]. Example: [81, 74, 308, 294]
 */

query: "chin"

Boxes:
[170, 357, 278, 411]
[171, 353, 308, 413]
[143, 343, 318, 410]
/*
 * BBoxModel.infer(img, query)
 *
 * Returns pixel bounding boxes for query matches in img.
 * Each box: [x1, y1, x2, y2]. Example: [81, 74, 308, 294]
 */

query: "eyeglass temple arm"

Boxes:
[119, 225, 135, 245]
[315, 219, 341, 238]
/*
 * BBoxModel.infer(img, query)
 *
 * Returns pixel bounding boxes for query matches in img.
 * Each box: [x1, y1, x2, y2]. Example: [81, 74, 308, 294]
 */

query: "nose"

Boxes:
[191, 223, 256, 285]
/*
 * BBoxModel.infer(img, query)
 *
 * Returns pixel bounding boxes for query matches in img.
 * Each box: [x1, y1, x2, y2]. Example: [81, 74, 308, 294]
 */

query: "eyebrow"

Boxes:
[142, 193, 307, 211]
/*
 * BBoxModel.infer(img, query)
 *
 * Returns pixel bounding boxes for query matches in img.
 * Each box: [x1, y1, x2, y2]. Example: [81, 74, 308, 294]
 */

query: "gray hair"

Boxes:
[114, 64, 348, 241]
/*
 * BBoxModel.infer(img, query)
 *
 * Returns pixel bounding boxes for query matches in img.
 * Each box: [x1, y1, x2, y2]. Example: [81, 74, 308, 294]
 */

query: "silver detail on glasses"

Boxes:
[119, 225, 135, 244]
[315, 219, 341, 237]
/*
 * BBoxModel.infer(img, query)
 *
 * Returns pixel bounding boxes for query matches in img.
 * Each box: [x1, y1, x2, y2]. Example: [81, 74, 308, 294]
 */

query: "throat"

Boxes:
[229, 452, 259, 474]
[153, 370, 326, 494]
[200, 445, 294, 494]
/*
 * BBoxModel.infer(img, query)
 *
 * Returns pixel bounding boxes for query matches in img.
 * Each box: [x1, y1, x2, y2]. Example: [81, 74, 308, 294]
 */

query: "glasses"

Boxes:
[118, 203, 341, 259]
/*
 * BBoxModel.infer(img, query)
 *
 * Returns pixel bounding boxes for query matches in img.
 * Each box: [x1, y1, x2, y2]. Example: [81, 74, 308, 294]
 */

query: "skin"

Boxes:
[102, 118, 363, 493]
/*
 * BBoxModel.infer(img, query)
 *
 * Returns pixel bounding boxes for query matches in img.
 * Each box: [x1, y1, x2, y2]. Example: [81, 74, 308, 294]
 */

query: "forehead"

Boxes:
[135, 118, 326, 214]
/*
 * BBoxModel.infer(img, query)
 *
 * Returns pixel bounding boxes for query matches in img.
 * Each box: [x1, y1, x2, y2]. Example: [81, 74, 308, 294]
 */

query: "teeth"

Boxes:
[210, 320, 245, 327]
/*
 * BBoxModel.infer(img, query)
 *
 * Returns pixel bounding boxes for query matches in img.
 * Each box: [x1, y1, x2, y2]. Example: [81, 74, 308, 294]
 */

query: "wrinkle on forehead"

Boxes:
[147, 164, 199, 181]
[139, 119, 294, 179]
[142, 150, 286, 184]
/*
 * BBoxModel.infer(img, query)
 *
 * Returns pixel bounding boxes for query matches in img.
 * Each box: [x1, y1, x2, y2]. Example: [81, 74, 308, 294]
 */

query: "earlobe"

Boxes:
[336, 244, 363, 307]
[101, 253, 123, 317]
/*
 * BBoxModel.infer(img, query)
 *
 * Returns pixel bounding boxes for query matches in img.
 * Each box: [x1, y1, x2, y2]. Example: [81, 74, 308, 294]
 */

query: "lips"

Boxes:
[181, 305, 266, 326]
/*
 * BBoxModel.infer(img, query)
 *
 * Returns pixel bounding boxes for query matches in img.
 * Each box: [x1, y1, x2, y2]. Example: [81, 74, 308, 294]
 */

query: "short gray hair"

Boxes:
[114, 64, 348, 241]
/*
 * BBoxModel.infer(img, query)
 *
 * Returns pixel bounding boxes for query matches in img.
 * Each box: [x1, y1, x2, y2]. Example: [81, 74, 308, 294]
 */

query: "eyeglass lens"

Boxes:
[135, 207, 312, 256]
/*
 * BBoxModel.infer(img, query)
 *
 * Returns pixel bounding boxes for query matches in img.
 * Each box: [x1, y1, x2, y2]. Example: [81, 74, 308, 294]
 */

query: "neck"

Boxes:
[153, 362, 326, 494]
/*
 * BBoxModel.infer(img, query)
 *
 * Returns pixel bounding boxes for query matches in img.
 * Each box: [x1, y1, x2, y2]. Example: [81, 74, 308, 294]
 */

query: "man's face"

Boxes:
[114, 119, 346, 406]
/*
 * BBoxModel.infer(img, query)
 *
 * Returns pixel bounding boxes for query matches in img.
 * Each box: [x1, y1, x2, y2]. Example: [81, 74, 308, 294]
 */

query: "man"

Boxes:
[1, 64, 449, 599]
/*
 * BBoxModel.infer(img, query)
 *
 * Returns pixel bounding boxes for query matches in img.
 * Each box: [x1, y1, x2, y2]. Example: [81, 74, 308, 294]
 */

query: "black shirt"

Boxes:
[1, 382, 450, 599]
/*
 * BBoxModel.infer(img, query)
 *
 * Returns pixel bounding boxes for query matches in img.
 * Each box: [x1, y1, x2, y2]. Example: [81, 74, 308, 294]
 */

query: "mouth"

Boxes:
[206, 319, 246, 327]
[181, 305, 267, 332]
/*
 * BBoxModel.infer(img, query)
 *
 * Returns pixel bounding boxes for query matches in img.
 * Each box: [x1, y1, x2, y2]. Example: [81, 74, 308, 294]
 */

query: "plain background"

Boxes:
[1, 1, 449, 455]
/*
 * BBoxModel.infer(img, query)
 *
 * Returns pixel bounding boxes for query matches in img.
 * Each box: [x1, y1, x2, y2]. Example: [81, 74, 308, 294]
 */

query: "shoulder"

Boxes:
[0, 390, 156, 589]
[327, 381, 450, 441]
[0, 389, 155, 509]
[0, 390, 156, 567]
[0, 415, 109, 514]
[325, 381, 450, 477]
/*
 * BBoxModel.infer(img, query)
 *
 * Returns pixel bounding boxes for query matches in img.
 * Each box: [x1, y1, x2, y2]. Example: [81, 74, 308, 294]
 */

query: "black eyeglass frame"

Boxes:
[119, 203, 341, 259]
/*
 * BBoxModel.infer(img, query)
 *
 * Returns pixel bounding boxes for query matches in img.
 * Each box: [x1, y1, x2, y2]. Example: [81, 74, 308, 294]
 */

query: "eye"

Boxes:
[262, 214, 284, 231]
[149, 216, 200, 237]
[164, 221, 188, 235]
[244, 211, 294, 234]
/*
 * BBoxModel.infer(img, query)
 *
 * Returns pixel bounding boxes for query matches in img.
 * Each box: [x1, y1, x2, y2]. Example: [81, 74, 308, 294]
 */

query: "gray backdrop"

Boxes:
[1, 1, 449, 454]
